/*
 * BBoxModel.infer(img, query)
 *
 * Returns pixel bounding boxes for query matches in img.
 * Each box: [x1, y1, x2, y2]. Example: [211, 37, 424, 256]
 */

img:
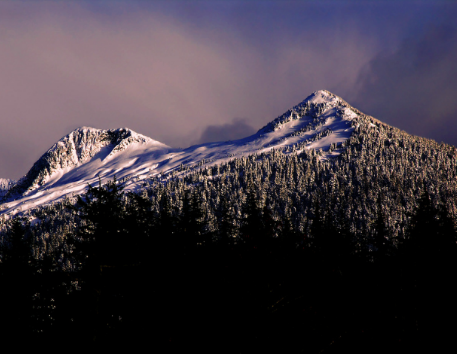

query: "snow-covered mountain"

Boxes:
[5, 127, 161, 198]
[0, 90, 379, 215]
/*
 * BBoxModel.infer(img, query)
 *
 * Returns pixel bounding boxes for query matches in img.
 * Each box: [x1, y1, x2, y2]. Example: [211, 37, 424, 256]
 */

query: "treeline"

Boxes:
[1, 178, 456, 352]
[3, 101, 457, 265]
[2, 106, 457, 350]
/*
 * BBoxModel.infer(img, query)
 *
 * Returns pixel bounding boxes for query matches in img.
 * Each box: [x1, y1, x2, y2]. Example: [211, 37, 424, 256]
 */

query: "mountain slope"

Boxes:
[1, 90, 361, 215]
[5, 127, 161, 199]
[2, 89, 456, 222]
[132, 111, 457, 242]
[2, 93, 457, 351]
[1, 89, 457, 256]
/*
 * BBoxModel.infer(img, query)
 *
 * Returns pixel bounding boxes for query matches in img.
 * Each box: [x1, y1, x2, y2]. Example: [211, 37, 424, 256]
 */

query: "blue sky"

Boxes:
[1, 0, 456, 179]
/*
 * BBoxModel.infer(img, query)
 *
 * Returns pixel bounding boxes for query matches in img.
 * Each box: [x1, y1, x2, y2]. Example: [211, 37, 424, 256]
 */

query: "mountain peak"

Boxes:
[68, 126, 147, 141]
[4, 126, 163, 200]
[257, 89, 347, 135]
[72, 126, 101, 132]
[301, 90, 339, 105]
[1, 90, 363, 212]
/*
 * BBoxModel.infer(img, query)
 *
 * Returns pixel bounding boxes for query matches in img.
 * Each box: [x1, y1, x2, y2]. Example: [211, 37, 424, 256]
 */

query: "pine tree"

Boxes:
[240, 188, 263, 247]
[70, 177, 128, 270]
[217, 196, 236, 246]
[67, 177, 130, 342]
[372, 200, 393, 262]
[125, 191, 156, 264]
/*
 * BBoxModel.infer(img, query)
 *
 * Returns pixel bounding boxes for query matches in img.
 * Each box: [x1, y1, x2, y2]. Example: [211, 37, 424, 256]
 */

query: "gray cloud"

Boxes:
[197, 118, 256, 145]
[350, 25, 457, 146]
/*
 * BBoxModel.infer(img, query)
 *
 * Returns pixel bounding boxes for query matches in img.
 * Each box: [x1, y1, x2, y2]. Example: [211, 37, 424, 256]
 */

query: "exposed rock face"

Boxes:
[5, 127, 151, 199]
[0, 178, 15, 199]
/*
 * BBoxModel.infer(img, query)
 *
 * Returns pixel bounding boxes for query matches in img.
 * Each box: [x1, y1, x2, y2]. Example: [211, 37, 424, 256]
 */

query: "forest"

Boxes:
[1, 174, 456, 352]
[1, 112, 457, 351]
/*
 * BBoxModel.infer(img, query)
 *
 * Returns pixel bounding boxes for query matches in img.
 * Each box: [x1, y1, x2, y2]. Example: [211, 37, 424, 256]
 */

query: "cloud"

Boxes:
[0, 2, 380, 179]
[197, 118, 256, 145]
[1, 1, 455, 179]
[350, 25, 457, 146]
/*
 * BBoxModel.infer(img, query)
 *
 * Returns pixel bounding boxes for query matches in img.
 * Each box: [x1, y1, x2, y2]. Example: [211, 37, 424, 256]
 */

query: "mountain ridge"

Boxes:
[1, 89, 453, 217]
[4, 127, 163, 200]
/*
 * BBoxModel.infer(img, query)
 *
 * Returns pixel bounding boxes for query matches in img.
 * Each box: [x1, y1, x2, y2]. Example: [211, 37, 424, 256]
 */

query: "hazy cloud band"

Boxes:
[0, 1, 456, 179]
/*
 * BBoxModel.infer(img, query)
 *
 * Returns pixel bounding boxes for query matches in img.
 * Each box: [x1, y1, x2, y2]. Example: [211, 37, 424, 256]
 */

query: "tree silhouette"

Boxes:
[240, 188, 263, 247]
[372, 200, 394, 263]
[70, 177, 128, 270]
[67, 177, 130, 342]
[400, 191, 457, 345]
[0, 217, 34, 340]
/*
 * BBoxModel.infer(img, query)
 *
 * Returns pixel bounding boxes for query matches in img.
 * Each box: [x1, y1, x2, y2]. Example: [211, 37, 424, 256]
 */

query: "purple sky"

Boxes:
[1, 1, 457, 180]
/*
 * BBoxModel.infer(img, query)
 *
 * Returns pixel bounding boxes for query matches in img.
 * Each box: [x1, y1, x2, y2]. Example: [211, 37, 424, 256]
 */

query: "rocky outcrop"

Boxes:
[5, 127, 151, 200]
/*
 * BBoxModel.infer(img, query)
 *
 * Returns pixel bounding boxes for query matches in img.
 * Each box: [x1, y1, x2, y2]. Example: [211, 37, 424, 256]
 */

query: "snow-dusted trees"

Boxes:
[3, 104, 457, 268]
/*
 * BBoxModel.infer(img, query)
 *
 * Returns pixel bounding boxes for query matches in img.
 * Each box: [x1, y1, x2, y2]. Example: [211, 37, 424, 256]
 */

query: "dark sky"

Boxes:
[1, 1, 456, 180]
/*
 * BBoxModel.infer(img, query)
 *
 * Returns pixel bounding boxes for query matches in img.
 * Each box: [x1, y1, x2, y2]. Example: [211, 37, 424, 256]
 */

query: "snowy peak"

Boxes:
[301, 89, 339, 104]
[64, 127, 155, 161]
[5, 127, 165, 199]
[257, 90, 351, 135]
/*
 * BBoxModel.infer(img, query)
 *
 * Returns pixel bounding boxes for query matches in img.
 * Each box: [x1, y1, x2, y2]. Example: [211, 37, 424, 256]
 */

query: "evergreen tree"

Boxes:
[125, 191, 156, 264]
[372, 200, 394, 262]
[67, 177, 130, 342]
[404, 191, 437, 265]
[157, 191, 176, 249]
[217, 196, 237, 246]
[240, 188, 263, 247]
[70, 177, 128, 269]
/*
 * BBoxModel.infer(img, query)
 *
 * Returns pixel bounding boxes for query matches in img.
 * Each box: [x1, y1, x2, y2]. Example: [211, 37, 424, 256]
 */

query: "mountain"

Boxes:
[5, 127, 161, 198]
[1, 89, 457, 241]
[2, 89, 457, 350]
[1, 90, 358, 215]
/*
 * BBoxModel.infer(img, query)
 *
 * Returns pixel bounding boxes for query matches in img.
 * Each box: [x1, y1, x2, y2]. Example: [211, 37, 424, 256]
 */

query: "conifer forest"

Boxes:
[2, 0, 457, 350]
[2, 111, 457, 352]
